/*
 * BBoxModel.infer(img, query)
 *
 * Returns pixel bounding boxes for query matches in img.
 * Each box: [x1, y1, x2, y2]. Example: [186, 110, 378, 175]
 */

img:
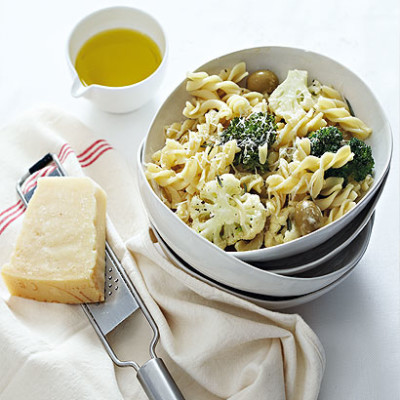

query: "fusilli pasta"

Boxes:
[146, 63, 374, 251]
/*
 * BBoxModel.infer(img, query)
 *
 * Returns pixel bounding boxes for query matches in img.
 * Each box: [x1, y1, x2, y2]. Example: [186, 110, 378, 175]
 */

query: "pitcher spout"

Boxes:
[71, 76, 89, 98]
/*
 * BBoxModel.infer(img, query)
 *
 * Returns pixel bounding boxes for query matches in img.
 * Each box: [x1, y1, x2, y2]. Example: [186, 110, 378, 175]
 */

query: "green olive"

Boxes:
[247, 70, 279, 94]
[294, 200, 323, 236]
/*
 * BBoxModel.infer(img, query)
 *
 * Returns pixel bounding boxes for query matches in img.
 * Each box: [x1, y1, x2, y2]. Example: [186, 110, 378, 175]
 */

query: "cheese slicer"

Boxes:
[16, 152, 185, 400]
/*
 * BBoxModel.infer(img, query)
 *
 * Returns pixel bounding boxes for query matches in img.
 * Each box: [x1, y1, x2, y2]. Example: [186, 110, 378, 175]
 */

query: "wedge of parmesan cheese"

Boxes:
[1, 177, 107, 304]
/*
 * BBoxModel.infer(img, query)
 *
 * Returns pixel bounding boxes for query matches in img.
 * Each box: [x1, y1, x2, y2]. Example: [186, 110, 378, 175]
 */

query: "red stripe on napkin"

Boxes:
[0, 202, 25, 234]
[58, 143, 72, 160]
[77, 139, 107, 159]
[80, 146, 113, 168]
[0, 201, 23, 218]
[78, 141, 110, 163]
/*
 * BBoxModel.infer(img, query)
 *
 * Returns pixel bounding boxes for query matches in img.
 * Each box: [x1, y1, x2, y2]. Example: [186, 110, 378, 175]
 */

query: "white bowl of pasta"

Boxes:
[139, 46, 392, 268]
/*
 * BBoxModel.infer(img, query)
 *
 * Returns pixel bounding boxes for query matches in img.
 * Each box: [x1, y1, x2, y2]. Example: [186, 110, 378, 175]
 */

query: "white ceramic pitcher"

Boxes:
[67, 6, 168, 113]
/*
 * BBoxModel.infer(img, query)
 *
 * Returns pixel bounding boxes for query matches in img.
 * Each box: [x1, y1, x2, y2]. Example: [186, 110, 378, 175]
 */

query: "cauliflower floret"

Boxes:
[189, 174, 266, 249]
[268, 70, 315, 123]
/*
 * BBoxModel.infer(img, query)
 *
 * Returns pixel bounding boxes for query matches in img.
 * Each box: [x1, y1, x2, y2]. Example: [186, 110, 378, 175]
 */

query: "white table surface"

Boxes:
[0, 0, 399, 398]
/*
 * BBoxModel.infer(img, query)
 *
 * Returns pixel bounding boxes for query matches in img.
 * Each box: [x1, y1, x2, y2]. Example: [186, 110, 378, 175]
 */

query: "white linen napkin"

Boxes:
[0, 107, 325, 400]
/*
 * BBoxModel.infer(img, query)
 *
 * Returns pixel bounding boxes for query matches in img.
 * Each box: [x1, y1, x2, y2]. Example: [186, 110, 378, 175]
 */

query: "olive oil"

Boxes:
[75, 28, 162, 87]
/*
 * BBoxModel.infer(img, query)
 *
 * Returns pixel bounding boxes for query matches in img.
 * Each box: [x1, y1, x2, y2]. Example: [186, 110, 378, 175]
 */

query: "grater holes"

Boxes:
[104, 265, 119, 298]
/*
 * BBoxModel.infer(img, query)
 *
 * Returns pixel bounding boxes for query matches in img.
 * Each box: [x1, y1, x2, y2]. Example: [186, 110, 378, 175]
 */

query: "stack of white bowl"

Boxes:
[137, 47, 392, 309]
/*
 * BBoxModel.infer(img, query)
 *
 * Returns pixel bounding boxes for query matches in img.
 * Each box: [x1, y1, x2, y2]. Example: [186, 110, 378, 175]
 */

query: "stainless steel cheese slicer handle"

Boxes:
[137, 358, 185, 400]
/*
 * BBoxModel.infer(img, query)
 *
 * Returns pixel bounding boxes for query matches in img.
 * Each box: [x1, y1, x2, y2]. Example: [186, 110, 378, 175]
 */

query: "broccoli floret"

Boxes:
[326, 137, 374, 182]
[219, 112, 277, 172]
[309, 126, 343, 157]
[348, 138, 375, 181]
[309, 126, 374, 183]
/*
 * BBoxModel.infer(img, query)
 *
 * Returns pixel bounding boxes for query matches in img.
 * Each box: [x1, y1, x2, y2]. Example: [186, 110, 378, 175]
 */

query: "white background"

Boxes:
[0, 0, 398, 398]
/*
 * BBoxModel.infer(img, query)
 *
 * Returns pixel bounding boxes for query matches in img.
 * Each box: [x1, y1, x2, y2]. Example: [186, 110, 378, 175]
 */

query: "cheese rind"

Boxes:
[1, 177, 107, 304]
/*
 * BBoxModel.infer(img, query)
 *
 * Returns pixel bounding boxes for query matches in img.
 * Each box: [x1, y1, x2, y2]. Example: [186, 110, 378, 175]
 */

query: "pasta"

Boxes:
[316, 96, 372, 140]
[145, 64, 374, 251]
[275, 108, 327, 146]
